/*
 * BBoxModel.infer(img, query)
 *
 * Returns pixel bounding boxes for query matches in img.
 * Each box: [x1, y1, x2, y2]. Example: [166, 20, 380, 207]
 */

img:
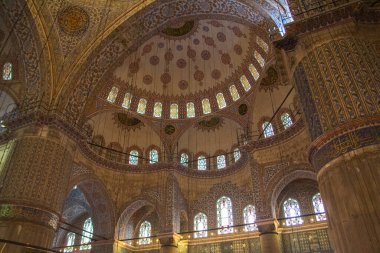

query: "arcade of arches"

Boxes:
[0, 0, 379, 253]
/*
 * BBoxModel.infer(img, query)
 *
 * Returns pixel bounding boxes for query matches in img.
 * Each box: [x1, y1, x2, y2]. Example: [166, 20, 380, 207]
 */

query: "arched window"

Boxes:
[194, 213, 208, 238]
[3, 62, 12, 80]
[202, 99, 211, 114]
[137, 98, 147, 114]
[283, 198, 303, 226]
[256, 37, 269, 53]
[186, 102, 195, 118]
[243, 205, 257, 231]
[197, 156, 207, 170]
[170, 103, 178, 119]
[216, 154, 226, 169]
[240, 75, 251, 92]
[107, 86, 119, 103]
[254, 51, 265, 68]
[149, 149, 158, 164]
[281, 112, 293, 129]
[248, 64, 259, 81]
[129, 150, 139, 165]
[229, 85, 240, 101]
[153, 102, 162, 118]
[216, 93, 226, 109]
[180, 153, 189, 167]
[122, 93, 132, 109]
[262, 122, 274, 138]
[233, 148, 241, 162]
[217, 196, 233, 234]
[312, 193, 326, 221]
[138, 221, 151, 245]
[64, 232, 75, 252]
[80, 218, 93, 250]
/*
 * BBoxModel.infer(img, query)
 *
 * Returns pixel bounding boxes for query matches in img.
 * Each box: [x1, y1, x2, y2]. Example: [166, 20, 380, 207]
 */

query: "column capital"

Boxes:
[158, 232, 182, 247]
[256, 219, 279, 234]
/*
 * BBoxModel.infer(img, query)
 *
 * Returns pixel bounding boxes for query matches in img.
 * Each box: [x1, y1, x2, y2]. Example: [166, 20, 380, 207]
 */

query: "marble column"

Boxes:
[158, 233, 181, 253]
[257, 219, 281, 253]
[293, 26, 380, 253]
[0, 126, 75, 252]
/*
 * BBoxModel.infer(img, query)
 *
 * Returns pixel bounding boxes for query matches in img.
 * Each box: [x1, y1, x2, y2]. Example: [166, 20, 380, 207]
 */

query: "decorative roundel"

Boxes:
[194, 70, 205, 81]
[129, 61, 139, 73]
[143, 44, 152, 54]
[161, 72, 172, 84]
[231, 26, 244, 37]
[165, 125, 176, 135]
[164, 51, 174, 62]
[143, 75, 153, 85]
[239, 104, 248, 115]
[178, 80, 189, 90]
[193, 38, 200, 45]
[203, 36, 215, 47]
[201, 50, 211, 60]
[203, 26, 210, 32]
[176, 59, 187, 69]
[150, 56, 160, 65]
[176, 45, 183, 51]
[187, 47, 196, 59]
[217, 32, 226, 42]
[234, 44, 243, 55]
[58, 5, 90, 36]
[221, 53, 231, 65]
[211, 69, 221, 80]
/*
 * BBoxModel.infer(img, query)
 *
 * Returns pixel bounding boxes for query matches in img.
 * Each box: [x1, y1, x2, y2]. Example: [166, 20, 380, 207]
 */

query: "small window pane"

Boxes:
[240, 75, 251, 92]
[217, 155, 226, 169]
[217, 196, 234, 234]
[233, 148, 241, 162]
[229, 85, 240, 101]
[216, 93, 226, 109]
[64, 233, 75, 253]
[129, 150, 139, 165]
[149, 149, 158, 164]
[243, 205, 257, 231]
[137, 98, 147, 114]
[122, 93, 132, 109]
[194, 213, 208, 238]
[180, 153, 189, 167]
[281, 113, 293, 129]
[3, 63, 12, 80]
[202, 99, 211, 114]
[313, 193, 327, 221]
[107, 86, 119, 103]
[283, 198, 303, 226]
[138, 221, 151, 245]
[197, 156, 207, 170]
[170, 103, 178, 119]
[186, 102, 195, 118]
[256, 37, 269, 53]
[80, 218, 93, 250]
[153, 102, 162, 118]
[248, 64, 260, 81]
[254, 51, 265, 68]
[262, 122, 274, 138]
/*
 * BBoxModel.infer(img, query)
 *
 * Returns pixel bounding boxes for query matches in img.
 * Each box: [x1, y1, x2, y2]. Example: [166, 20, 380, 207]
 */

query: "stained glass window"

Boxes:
[281, 113, 293, 129]
[186, 102, 195, 118]
[202, 99, 211, 114]
[262, 122, 274, 138]
[107, 86, 119, 103]
[3, 63, 12, 80]
[217, 155, 226, 169]
[137, 98, 147, 114]
[256, 37, 269, 53]
[170, 103, 178, 119]
[153, 102, 162, 118]
[240, 75, 251, 92]
[248, 64, 260, 81]
[64, 232, 75, 252]
[129, 150, 139, 165]
[197, 156, 207, 170]
[80, 218, 93, 250]
[138, 221, 151, 245]
[229, 85, 240, 101]
[313, 193, 327, 221]
[122, 93, 132, 109]
[180, 153, 189, 167]
[243, 205, 257, 231]
[217, 196, 234, 234]
[254, 51, 265, 68]
[233, 148, 241, 162]
[216, 93, 226, 109]
[283, 198, 303, 226]
[194, 213, 208, 238]
[149, 149, 158, 164]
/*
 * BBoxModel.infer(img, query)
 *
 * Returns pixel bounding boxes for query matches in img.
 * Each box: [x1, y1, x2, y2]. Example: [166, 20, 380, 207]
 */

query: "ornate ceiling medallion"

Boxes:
[238, 104, 248, 115]
[196, 117, 224, 132]
[58, 6, 90, 36]
[113, 113, 144, 131]
[161, 20, 197, 39]
[165, 125, 176, 135]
